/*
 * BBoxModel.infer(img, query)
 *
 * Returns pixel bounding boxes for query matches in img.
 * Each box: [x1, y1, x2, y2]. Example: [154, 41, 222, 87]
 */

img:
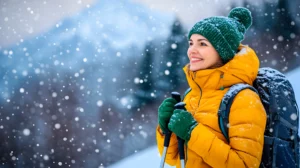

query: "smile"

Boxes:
[190, 58, 203, 63]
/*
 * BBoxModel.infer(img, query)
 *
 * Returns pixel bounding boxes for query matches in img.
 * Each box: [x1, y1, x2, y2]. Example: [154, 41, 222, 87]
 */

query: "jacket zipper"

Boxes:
[184, 71, 202, 163]
[192, 71, 202, 108]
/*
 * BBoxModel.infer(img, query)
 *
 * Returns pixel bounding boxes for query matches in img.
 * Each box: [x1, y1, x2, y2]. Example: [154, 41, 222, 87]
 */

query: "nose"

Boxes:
[188, 45, 197, 56]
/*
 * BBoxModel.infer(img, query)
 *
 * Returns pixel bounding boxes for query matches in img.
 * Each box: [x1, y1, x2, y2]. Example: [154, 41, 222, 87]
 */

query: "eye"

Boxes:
[189, 42, 193, 46]
[200, 42, 207, 46]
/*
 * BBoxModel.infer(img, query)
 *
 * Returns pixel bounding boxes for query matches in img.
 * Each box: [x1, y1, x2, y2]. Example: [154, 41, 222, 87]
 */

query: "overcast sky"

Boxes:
[0, 0, 96, 47]
[0, 0, 263, 48]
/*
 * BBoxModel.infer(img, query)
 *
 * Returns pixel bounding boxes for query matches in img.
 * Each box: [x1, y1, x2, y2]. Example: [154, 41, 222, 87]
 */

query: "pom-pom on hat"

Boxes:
[188, 7, 252, 63]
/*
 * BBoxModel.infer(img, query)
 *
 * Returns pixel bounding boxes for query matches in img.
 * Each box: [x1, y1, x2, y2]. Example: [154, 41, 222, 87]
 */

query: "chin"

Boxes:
[190, 65, 205, 71]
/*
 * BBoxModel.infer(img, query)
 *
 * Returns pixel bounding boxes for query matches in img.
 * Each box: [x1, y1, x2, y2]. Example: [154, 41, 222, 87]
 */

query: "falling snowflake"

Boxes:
[290, 113, 297, 121]
[23, 129, 30, 136]
[20, 88, 25, 93]
[55, 123, 61, 129]
[164, 70, 170, 75]
[171, 43, 177, 49]
[97, 100, 103, 107]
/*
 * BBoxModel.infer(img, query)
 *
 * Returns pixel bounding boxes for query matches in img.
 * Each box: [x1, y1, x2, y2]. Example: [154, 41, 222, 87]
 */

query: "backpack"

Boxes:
[184, 67, 300, 168]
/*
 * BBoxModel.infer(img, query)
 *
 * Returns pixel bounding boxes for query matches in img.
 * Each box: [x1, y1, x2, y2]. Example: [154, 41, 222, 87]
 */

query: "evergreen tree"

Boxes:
[273, 0, 298, 40]
[135, 42, 155, 104]
[158, 18, 188, 93]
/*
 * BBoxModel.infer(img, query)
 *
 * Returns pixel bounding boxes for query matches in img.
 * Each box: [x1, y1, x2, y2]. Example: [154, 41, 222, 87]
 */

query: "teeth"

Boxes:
[191, 58, 202, 61]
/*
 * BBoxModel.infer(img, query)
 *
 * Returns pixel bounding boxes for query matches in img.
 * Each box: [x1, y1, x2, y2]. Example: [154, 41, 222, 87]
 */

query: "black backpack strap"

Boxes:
[218, 84, 257, 143]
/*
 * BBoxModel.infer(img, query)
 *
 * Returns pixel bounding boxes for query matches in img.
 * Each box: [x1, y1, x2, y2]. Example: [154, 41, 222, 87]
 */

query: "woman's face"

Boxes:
[187, 34, 222, 71]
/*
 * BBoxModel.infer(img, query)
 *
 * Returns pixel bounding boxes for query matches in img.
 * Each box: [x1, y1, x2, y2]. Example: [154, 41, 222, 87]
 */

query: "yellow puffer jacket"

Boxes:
[156, 45, 267, 168]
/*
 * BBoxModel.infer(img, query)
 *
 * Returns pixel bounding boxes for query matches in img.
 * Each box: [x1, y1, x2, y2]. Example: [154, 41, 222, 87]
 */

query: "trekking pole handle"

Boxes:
[160, 92, 182, 168]
[171, 92, 181, 103]
[171, 92, 185, 152]
[174, 102, 186, 162]
[163, 130, 172, 147]
[162, 92, 180, 147]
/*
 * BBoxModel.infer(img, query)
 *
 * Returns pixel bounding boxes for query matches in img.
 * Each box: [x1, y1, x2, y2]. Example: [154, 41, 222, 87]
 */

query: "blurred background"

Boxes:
[0, 0, 299, 167]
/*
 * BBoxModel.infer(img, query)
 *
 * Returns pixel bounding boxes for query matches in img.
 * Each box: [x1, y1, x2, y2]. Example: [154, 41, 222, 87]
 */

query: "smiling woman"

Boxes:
[156, 7, 268, 168]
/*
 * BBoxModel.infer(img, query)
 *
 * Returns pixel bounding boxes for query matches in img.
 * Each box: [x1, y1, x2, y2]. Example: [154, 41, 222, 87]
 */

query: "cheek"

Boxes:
[206, 51, 220, 65]
[211, 50, 220, 61]
[187, 48, 192, 58]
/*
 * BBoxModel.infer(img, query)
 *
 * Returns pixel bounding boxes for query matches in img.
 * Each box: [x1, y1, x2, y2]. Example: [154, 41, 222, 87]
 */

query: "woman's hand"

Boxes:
[168, 109, 198, 141]
[158, 98, 177, 133]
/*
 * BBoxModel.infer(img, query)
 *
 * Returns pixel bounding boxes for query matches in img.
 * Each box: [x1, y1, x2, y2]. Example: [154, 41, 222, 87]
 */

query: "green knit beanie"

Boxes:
[188, 7, 252, 63]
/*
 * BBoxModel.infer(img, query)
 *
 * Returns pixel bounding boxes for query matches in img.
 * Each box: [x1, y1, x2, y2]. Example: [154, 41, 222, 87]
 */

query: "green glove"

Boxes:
[158, 97, 177, 133]
[168, 109, 198, 141]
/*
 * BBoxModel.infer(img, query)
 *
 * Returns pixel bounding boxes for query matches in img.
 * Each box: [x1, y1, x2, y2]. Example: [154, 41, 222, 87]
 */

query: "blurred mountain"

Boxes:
[0, 0, 186, 167]
[0, 0, 174, 105]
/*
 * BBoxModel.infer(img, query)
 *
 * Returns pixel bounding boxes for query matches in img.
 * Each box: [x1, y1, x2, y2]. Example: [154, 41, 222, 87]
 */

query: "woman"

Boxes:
[156, 7, 267, 168]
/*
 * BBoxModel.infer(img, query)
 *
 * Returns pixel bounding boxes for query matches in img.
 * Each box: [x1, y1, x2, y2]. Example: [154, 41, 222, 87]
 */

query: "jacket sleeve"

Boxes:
[187, 89, 267, 168]
[156, 125, 179, 166]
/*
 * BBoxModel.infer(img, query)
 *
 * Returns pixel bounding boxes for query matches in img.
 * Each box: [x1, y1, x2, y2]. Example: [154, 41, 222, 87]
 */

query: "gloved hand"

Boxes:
[158, 97, 177, 133]
[168, 109, 198, 141]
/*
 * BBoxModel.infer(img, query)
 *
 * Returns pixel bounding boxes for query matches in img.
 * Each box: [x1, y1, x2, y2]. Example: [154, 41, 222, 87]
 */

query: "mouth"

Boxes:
[190, 57, 204, 63]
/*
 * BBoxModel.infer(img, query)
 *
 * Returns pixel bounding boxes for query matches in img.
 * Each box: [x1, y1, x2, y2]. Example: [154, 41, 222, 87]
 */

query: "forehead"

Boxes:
[189, 34, 207, 40]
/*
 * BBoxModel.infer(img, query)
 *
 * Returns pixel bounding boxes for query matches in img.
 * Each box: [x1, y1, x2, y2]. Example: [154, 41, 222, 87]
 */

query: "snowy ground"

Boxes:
[108, 146, 171, 168]
[109, 67, 300, 168]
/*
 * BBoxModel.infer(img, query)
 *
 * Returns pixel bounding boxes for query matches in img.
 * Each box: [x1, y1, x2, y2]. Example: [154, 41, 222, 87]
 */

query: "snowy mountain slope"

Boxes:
[109, 67, 300, 168]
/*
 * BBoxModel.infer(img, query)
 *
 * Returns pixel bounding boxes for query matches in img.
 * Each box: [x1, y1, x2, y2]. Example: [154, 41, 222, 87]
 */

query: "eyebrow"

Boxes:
[189, 39, 208, 42]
